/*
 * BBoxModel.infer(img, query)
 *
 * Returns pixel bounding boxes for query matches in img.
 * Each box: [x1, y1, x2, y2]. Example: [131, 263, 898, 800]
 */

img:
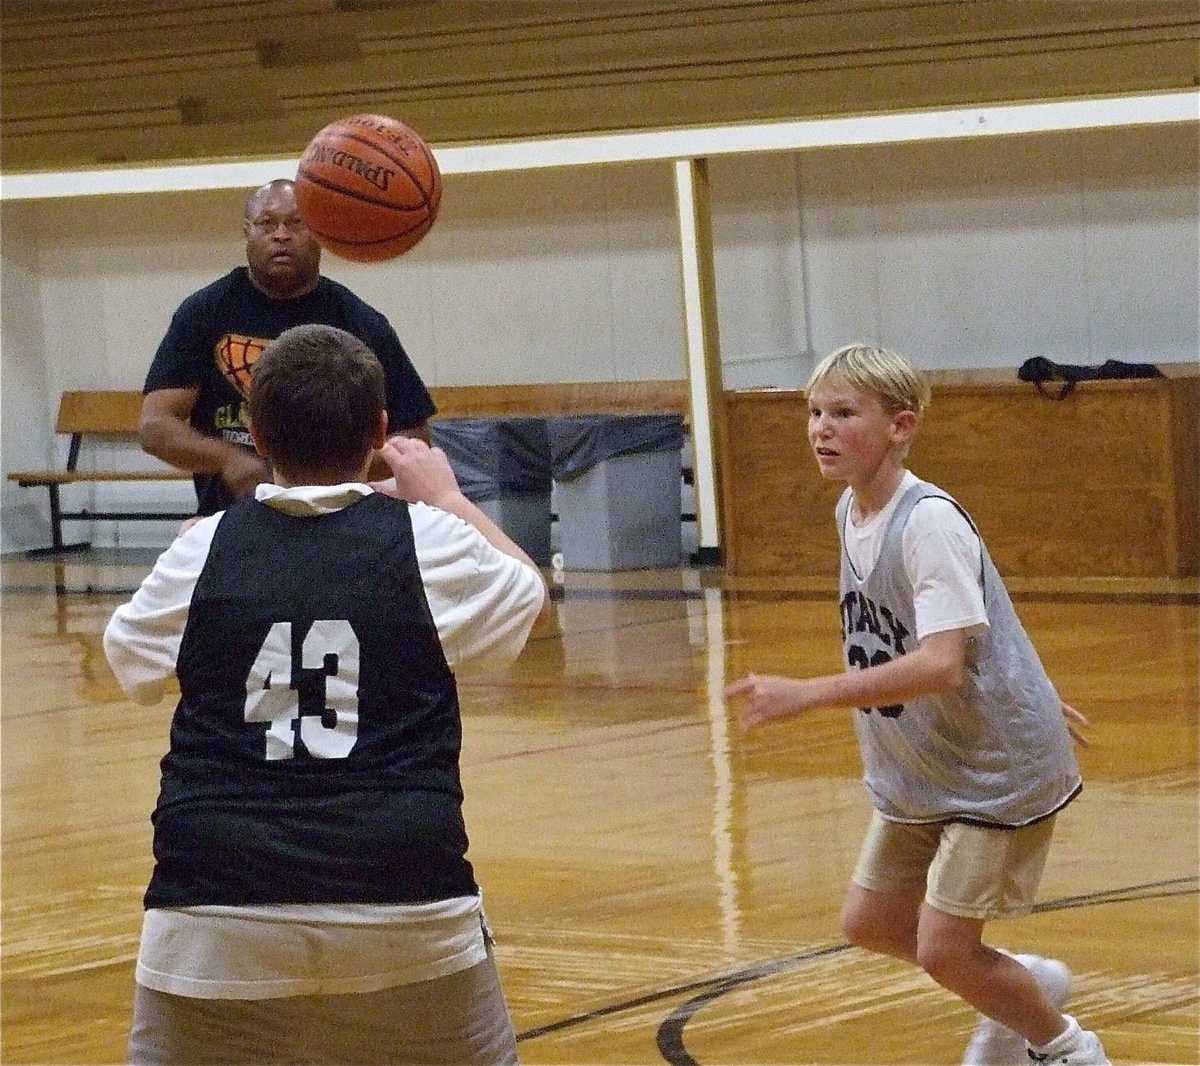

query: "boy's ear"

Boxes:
[371, 410, 388, 449]
[891, 409, 919, 444]
[248, 420, 270, 458]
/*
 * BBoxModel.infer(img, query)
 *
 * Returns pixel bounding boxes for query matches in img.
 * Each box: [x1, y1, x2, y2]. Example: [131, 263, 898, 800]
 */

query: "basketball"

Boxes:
[294, 114, 442, 263]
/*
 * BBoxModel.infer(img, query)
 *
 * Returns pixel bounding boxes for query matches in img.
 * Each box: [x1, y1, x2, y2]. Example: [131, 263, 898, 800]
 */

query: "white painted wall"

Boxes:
[2, 124, 1196, 551]
[777, 124, 1199, 373]
[1, 203, 54, 547]
[708, 123, 1198, 386]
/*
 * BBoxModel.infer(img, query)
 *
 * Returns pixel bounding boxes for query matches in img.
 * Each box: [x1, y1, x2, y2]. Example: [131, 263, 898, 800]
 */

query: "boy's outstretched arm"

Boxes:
[726, 628, 968, 731]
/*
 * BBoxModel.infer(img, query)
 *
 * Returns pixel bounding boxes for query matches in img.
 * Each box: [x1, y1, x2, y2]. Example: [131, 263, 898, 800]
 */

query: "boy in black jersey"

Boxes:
[106, 323, 548, 1064]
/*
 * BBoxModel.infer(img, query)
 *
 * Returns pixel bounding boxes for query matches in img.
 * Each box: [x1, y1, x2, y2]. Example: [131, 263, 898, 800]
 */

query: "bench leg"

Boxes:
[25, 484, 90, 557]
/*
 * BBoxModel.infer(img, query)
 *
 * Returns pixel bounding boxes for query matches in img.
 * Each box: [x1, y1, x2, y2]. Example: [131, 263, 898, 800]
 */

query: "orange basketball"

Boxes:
[294, 114, 442, 263]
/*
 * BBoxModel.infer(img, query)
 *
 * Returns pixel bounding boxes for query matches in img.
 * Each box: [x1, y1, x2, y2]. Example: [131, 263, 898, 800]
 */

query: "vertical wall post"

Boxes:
[674, 157, 724, 565]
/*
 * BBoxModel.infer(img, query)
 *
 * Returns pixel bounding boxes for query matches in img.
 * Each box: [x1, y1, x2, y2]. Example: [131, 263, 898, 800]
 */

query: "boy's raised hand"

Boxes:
[374, 435, 463, 510]
[373, 435, 551, 616]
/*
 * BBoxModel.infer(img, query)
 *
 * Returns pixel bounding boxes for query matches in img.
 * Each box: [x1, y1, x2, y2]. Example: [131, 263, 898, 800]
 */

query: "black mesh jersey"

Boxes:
[144, 491, 477, 908]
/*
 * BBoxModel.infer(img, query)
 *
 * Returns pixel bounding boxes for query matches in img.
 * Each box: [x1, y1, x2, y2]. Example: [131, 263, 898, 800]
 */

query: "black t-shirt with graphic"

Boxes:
[145, 268, 437, 515]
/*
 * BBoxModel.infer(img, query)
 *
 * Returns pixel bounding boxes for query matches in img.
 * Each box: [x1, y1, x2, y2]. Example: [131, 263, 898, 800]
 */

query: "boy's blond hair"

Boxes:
[807, 343, 932, 417]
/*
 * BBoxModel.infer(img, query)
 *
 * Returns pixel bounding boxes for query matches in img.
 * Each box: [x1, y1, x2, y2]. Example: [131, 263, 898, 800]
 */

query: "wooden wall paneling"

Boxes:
[0, 0, 333, 63]
[911, 379, 1195, 579]
[1166, 375, 1200, 575]
[5, 34, 1196, 174]
[718, 388, 842, 576]
[719, 373, 1200, 579]
[288, 39, 1198, 131]
[7, 0, 1192, 68]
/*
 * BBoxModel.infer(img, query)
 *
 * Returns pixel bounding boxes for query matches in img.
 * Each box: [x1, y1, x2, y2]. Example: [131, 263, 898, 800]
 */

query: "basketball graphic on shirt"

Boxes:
[215, 333, 268, 398]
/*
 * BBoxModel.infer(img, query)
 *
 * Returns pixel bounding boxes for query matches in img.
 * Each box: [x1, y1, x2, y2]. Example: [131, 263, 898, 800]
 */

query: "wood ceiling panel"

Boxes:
[1, 0, 1196, 172]
[0, 0, 333, 62]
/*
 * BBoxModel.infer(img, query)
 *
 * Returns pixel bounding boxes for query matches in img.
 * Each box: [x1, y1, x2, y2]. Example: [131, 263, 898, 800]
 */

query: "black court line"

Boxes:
[654, 943, 854, 1066]
[2, 583, 143, 597]
[546, 585, 1195, 607]
[13, 584, 1194, 609]
[549, 586, 710, 603]
[1005, 589, 1200, 606]
[514, 944, 855, 1044]
[514, 876, 1199, 1063]
[1026, 874, 1199, 914]
[723, 587, 1200, 607]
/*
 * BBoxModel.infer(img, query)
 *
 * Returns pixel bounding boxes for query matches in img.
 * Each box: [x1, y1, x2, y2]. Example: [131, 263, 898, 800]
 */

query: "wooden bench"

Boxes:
[8, 390, 193, 555]
[9, 382, 691, 556]
[429, 378, 693, 479]
[428, 380, 688, 419]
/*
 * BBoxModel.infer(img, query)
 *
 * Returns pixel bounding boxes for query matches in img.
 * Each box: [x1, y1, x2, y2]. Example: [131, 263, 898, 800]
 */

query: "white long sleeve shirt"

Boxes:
[103, 482, 546, 1000]
[106, 482, 546, 702]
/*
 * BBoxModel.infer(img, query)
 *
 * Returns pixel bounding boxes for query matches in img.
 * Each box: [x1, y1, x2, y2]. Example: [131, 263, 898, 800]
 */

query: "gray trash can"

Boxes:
[430, 417, 553, 566]
[548, 414, 686, 570]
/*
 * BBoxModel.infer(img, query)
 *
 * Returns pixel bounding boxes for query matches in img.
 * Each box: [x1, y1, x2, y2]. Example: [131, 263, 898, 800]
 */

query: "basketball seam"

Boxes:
[306, 215, 433, 249]
[300, 128, 438, 210]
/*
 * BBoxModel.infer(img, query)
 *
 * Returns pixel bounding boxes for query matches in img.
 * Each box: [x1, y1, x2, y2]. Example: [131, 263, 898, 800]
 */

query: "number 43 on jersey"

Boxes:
[243, 620, 360, 760]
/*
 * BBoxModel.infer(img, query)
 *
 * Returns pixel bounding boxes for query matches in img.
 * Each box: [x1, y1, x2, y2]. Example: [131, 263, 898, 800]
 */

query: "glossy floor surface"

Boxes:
[2, 550, 1197, 1065]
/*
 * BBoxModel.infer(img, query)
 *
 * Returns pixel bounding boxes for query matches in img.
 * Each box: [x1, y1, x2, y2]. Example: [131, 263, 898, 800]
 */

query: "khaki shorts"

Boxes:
[127, 945, 517, 1066]
[851, 809, 1057, 920]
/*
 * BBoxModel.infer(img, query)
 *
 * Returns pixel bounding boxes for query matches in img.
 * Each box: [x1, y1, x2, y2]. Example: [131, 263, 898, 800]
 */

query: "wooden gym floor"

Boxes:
[2, 549, 1197, 1065]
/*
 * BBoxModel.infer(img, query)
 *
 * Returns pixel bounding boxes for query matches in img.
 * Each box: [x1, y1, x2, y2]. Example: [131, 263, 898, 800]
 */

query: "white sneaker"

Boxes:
[962, 953, 1073, 1065]
[1028, 1023, 1111, 1064]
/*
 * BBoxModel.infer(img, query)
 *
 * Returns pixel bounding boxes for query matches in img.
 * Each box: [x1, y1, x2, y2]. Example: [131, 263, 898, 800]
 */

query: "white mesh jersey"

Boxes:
[836, 478, 1081, 826]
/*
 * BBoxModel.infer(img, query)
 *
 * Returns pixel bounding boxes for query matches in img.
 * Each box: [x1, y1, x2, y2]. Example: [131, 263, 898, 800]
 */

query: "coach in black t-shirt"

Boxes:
[141, 178, 436, 516]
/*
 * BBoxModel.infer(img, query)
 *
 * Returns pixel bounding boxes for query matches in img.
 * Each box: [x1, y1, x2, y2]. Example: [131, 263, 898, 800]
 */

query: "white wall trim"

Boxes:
[2, 90, 1196, 200]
